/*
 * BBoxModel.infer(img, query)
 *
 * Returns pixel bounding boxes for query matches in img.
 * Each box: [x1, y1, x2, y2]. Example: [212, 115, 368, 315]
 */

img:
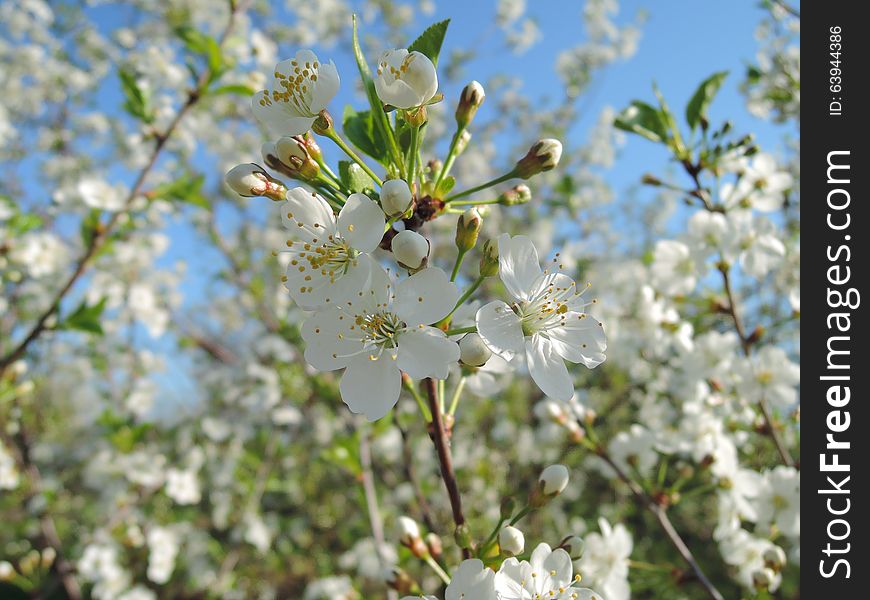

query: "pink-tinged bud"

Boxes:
[225, 164, 286, 201]
[515, 138, 563, 179]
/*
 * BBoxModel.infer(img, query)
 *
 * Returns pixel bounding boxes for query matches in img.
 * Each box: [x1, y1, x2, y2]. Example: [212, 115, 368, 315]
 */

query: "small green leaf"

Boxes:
[209, 83, 256, 97]
[60, 298, 108, 335]
[7, 212, 44, 235]
[686, 71, 728, 130]
[80, 209, 102, 247]
[435, 175, 455, 197]
[150, 173, 209, 208]
[119, 68, 154, 123]
[339, 160, 376, 195]
[342, 106, 389, 164]
[175, 25, 227, 83]
[408, 19, 450, 67]
[614, 100, 669, 144]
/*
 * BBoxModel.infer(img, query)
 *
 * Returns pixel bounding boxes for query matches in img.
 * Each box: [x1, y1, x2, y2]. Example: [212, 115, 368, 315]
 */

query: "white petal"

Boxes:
[251, 90, 315, 135]
[475, 301, 525, 360]
[547, 313, 607, 368]
[396, 327, 460, 380]
[526, 335, 573, 401]
[282, 187, 336, 240]
[301, 309, 361, 370]
[311, 60, 340, 111]
[286, 251, 371, 310]
[337, 193, 385, 253]
[339, 352, 402, 421]
[494, 557, 533, 597]
[498, 234, 542, 301]
[394, 267, 459, 326]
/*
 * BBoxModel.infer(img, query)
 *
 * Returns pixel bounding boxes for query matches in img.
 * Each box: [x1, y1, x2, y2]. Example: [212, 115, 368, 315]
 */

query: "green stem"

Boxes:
[476, 516, 507, 558]
[407, 124, 421, 187]
[445, 170, 517, 203]
[322, 128, 384, 186]
[435, 126, 466, 188]
[447, 377, 466, 416]
[403, 378, 431, 422]
[424, 555, 451, 585]
[441, 276, 485, 326]
[444, 325, 476, 337]
[450, 249, 467, 282]
[508, 505, 532, 526]
[449, 197, 501, 207]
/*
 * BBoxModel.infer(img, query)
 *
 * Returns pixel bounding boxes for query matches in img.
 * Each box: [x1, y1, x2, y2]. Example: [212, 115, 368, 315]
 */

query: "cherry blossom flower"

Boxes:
[301, 266, 460, 420]
[280, 188, 385, 310]
[475, 234, 606, 401]
[375, 49, 438, 109]
[252, 50, 340, 135]
[578, 519, 633, 600]
[495, 542, 600, 600]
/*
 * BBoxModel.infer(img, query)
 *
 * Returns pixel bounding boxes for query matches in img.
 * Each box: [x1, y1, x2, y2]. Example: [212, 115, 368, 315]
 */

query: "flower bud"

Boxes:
[454, 523, 473, 550]
[763, 546, 787, 572]
[383, 566, 419, 595]
[515, 139, 563, 179]
[225, 164, 286, 201]
[391, 230, 429, 270]
[455, 208, 481, 252]
[498, 184, 532, 206]
[397, 516, 428, 558]
[0, 561, 15, 581]
[479, 239, 499, 278]
[559, 535, 585, 559]
[499, 526, 525, 557]
[303, 131, 323, 162]
[425, 532, 443, 560]
[539, 464, 570, 496]
[459, 333, 492, 367]
[456, 80, 485, 128]
[752, 567, 776, 590]
[273, 136, 320, 181]
[455, 129, 471, 155]
[381, 179, 414, 217]
[535, 399, 567, 424]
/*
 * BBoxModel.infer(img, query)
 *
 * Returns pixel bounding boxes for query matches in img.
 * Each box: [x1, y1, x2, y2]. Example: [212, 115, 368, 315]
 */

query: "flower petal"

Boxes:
[498, 234, 542, 301]
[301, 308, 362, 370]
[547, 313, 607, 368]
[282, 187, 336, 241]
[339, 351, 402, 421]
[251, 90, 316, 135]
[337, 193, 385, 253]
[526, 335, 573, 401]
[286, 250, 372, 310]
[476, 301, 524, 360]
[311, 60, 341, 111]
[394, 267, 459, 326]
[396, 326, 460, 380]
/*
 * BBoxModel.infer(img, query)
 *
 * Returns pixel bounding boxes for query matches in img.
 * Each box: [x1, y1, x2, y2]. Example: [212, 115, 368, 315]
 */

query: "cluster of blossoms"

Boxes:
[227, 39, 607, 421]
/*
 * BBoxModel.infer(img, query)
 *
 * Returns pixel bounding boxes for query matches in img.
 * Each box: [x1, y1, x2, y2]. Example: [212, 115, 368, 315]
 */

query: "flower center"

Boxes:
[288, 235, 358, 287]
[512, 274, 587, 336]
[262, 58, 323, 116]
[356, 311, 406, 349]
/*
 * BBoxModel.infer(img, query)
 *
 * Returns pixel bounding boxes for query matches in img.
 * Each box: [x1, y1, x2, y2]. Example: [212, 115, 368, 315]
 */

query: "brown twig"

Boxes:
[423, 378, 470, 559]
[596, 449, 725, 600]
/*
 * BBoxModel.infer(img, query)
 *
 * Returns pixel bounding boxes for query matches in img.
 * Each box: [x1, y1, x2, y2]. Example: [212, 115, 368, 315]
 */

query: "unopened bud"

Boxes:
[479, 239, 499, 278]
[383, 566, 418, 595]
[459, 333, 492, 367]
[456, 80, 485, 128]
[0, 561, 14, 581]
[752, 567, 776, 590]
[559, 535, 585, 559]
[455, 208, 482, 252]
[515, 139, 563, 179]
[425, 533, 443, 560]
[225, 164, 286, 201]
[641, 174, 662, 186]
[303, 131, 322, 162]
[454, 523, 473, 550]
[397, 516, 428, 558]
[381, 179, 414, 217]
[273, 136, 320, 181]
[535, 399, 567, 424]
[499, 526, 525, 557]
[391, 230, 430, 270]
[763, 546, 787, 572]
[498, 184, 532, 206]
[539, 464, 569, 496]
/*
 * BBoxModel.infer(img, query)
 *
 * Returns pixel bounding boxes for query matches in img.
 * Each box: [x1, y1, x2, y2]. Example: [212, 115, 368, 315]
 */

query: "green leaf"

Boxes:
[342, 106, 389, 163]
[60, 298, 108, 335]
[686, 71, 728, 130]
[435, 175, 455, 197]
[6, 212, 43, 235]
[150, 173, 209, 208]
[614, 100, 669, 144]
[175, 25, 227, 83]
[352, 15, 401, 169]
[119, 68, 154, 123]
[80, 209, 102, 247]
[209, 83, 256, 97]
[339, 160, 376, 195]
[408, 19, 450, 67]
